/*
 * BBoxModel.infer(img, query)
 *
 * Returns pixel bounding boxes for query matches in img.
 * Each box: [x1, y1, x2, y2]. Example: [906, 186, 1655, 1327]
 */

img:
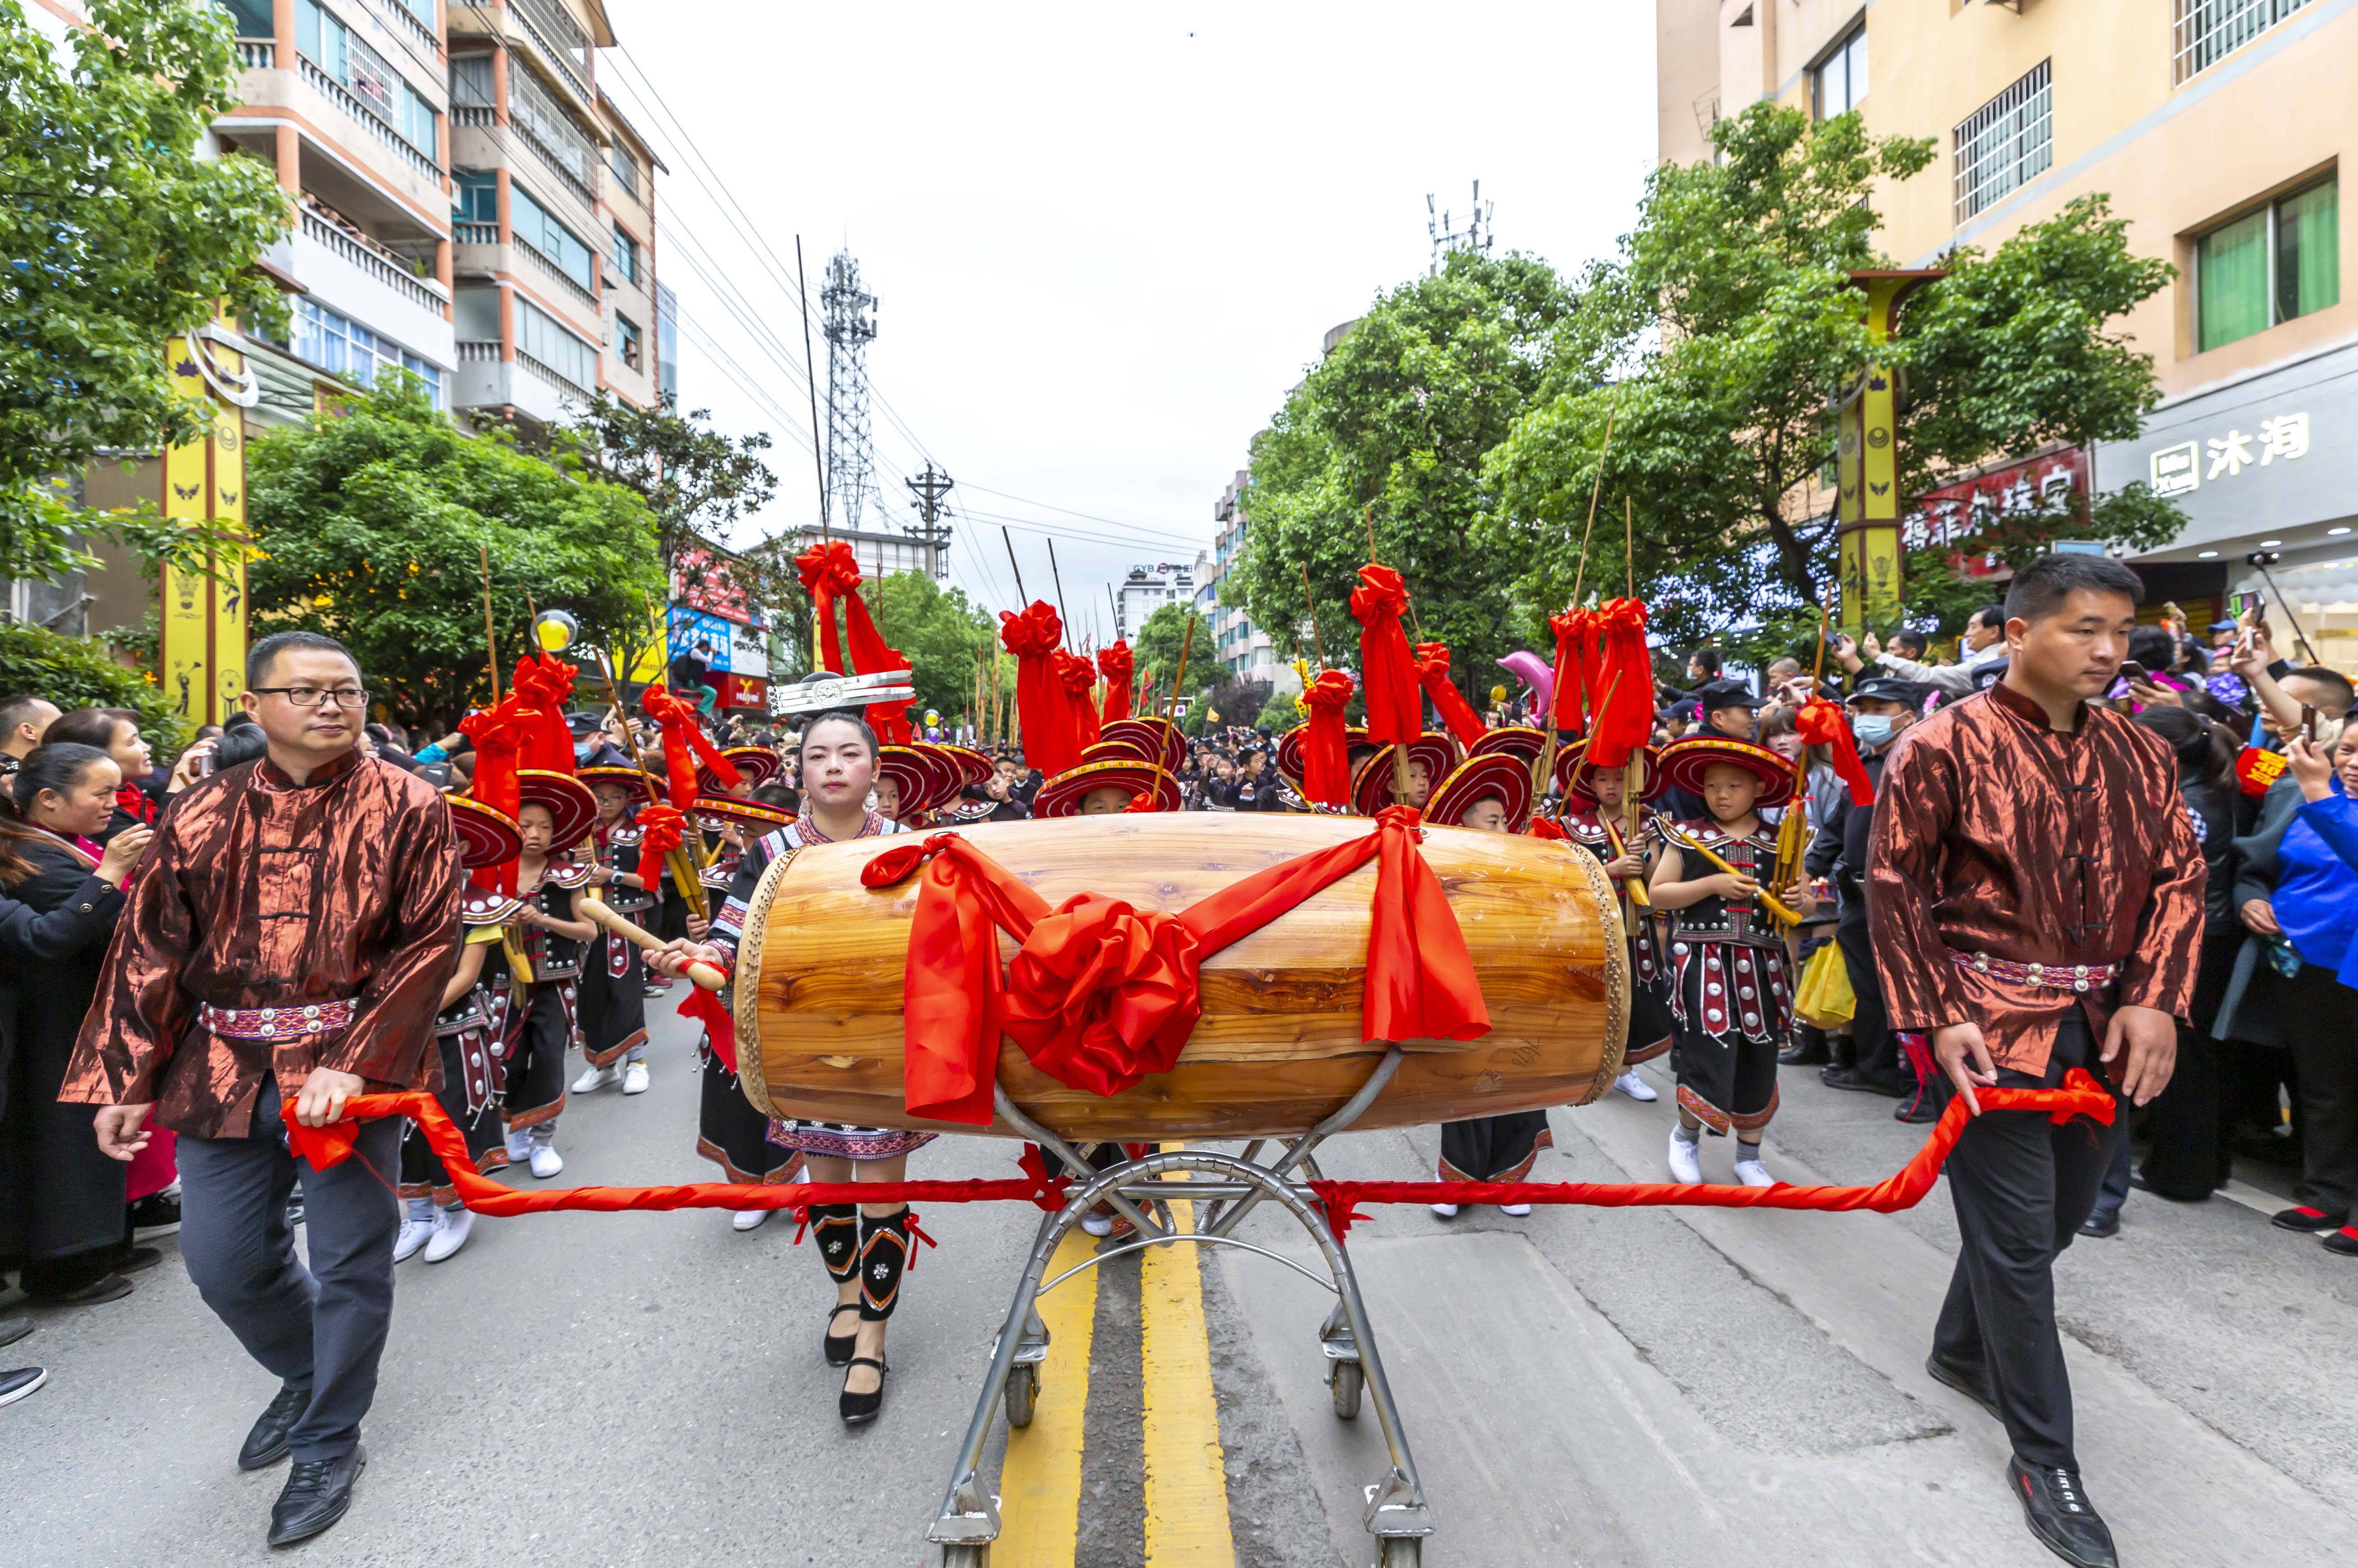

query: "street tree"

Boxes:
[245, 377, 662, 730]
[1228, 249, 1577, 696]
[1133, 602, 1211, 703]
[0, 0, 291, 583]
[865, 570, 1001, 723]
[1484, 104, 2181, 652]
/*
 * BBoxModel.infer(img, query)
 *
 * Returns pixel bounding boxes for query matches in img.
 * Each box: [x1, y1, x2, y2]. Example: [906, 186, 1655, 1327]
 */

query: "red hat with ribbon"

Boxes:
[1350, 734, 1461, 819]
[1033, 758, 1184, 819]
[449, 795, 524, 871]
[1656, 735, 1797, 810]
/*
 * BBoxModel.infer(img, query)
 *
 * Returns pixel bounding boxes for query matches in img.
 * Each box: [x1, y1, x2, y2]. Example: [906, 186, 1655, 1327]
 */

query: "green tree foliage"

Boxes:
[1228, 251, 1577, 690]
[0, 620, 186, 755]
[864, 570, 1000, 723]
[244, 378, 662, 729]
[0, 0, 290, 580]
[1133, 602, 1211, 704]
[1484, 104, 2180, 650]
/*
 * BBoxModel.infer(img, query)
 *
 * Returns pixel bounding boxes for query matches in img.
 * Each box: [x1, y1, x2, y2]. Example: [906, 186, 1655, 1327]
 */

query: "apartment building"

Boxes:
[1203, 473, 1277, 680]
[1114, 561, 1196, 643]
[1658, 0, 2358, 665]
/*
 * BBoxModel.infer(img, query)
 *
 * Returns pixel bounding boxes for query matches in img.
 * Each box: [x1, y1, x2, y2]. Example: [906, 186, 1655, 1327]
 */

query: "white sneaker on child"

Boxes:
[571, 1063, 616, 1094]
[1733, 1154, 1775, 1188]
[621, 1061, 651, 1095]
[505, 1128, 531, 1166]
[1613, 1070, 1659, 1102]
[394, 1206, 433, 1263]
[423, 1205, 475, 1262]
[1667, 1128, 1703, 1184]
[528, 1142, 564, 1180]
[1499, 1203, 1533, 1217]
[731, 1208, 770, 1232]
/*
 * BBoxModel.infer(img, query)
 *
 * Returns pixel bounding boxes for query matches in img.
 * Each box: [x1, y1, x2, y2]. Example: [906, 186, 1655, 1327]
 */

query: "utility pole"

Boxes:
[822, 248, 879, 534]
[1426, 180, 1494, 274]
[904, 463, 955, 582]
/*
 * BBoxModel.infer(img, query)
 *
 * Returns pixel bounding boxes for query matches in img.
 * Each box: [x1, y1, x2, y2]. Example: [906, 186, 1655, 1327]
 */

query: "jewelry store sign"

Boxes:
[2148, 412, 2311, 497]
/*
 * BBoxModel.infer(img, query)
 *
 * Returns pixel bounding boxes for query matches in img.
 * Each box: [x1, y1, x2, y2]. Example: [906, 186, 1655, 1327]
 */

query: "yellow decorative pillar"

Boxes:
[1835, 269, 1945, 637]
[157, 332, 258, 726]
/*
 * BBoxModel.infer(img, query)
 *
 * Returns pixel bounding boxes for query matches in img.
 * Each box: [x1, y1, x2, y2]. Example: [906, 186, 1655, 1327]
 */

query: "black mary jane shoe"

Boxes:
[2008, 1457, 2117, 1568]
[239, 1384, 311, 1470]
[267, 1445, 366, 1547]
[823, 1303, 861, 1367]
[839, 1356, 889, 1425]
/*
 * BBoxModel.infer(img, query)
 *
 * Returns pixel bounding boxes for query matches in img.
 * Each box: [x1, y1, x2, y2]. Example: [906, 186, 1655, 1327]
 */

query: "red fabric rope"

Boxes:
[283, 1073, 2114, 1236]
[1351, 563, 1421, 744]
[861, 806, 1489, 1126]
[1097, 642, 1134, 722]
[1414, 642, 1487, 748]
[1300, 670, 1355, 808]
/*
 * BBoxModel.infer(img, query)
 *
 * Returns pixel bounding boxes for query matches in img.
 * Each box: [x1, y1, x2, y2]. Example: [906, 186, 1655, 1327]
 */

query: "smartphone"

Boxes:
[2117, 660, 2147, 684]
[2303, 703, 2320, 742]
[2227, 591, 2260, 621]
[192, 744, 214, 777]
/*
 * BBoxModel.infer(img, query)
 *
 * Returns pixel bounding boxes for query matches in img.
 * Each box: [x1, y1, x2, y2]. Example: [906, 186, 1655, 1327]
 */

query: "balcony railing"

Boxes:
[457, 339, 502, 363]
[509, 0, 591, 105]
[378, 0, 441, 62]
[452, 103, 495, 127]
[235, 37, 275, 68]
[453, 220, 498, 245]
[299, 205, 450, 317]
[517, 347, 589, 403]
[520, 241, 597, 311]
[299, 54, 440, 182]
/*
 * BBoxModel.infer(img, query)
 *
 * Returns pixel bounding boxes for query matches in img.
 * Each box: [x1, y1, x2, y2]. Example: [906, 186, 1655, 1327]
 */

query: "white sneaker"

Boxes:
[528, 1142, 564, 1180]
[504, 1128, 531, 1166]
[1734, 1154, 1775, 1188]
[731, 1208, 770, 1231]
[1613, 1070, 1659, 1102]
[1499, 1203, 1533, 1217]
[571, 1063, 616, 1094]
[620, 1061, 651, 1095]
[423, 1205, 475, 1262]
[1668, 1129, 1703, 1184]
[1429, 1203, 1461, 1219]
[1079, 1211, 1115, 1237]
[393, 1209, 434, 1263]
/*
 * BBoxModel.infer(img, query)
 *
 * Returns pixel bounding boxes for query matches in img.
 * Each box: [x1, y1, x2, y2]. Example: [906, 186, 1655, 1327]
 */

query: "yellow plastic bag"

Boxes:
[1793, 942, 1855, 1029]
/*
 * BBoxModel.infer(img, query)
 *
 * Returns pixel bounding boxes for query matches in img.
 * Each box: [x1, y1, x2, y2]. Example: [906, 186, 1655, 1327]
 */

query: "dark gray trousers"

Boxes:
[176, 1076, 402, 1463]
[1932, 1013, 2121, 1472]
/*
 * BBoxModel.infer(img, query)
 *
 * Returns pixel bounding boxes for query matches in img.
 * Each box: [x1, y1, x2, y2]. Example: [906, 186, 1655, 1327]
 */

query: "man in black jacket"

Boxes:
[1807, 676, 1924, 1106]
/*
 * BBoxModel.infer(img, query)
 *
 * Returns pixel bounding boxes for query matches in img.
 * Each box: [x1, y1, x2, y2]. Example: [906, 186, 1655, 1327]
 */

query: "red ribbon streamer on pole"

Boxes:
[1097, 642, 1134, 723]
[1057, 649, 1102, 750]
[1350, 564, 1421, 745]
[457, 701, 526, 896]
[1549, 609, 1595, 733]
[1586, 598, 1652, 770]
[1413, 642, 1486, 748]
[857, 806, 1489, 1126]
[1795, 696, 1875, 805]
[1300, 670, 1356, 808]
[509, 654, 579, 774]
[999, 602, 1074, 776]
[642, 684, 740, 804]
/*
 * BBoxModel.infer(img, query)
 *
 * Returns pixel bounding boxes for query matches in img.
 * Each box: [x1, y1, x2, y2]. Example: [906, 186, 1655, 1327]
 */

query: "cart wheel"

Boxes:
[1329, 1359, 1364, 1420]
[1374, 1536, 1421, 1567]
[1004, 1363, 1039, 1429]
[941, 1546, 989, 1568]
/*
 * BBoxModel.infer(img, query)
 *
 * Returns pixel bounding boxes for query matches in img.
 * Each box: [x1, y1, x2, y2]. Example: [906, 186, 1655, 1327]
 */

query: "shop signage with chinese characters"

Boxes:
[1904, 448, 2088, 579]
[2148, 412, 2310, 497]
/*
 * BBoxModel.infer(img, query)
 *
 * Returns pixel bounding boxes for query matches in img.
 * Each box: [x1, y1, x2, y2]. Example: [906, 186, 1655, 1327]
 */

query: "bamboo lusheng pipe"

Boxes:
[1656, 823, 1803, 927]
[583, 897, 726, 991]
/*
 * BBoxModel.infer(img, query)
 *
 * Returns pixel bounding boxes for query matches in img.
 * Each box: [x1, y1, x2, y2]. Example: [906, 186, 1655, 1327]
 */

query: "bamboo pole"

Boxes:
[480, 544, 501, 702]
[1298, 561, 1328, 672]
[1568, 399, 1620, 610]
[1658, 823, 1802, 926]
[582, 899, 725, 990]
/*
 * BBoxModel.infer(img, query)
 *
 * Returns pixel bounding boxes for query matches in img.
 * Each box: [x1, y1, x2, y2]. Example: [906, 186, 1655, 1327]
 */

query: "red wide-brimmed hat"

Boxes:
[1467, 726, 1546, 764]
[1095, 717, 1185, 774]
[515, 768, 600, 850]
[449, 795, 524, 871]
[697, 745, 783, 795]
[875, 744, 962, 817]
[1277, 721, 1367, 786]
[1423, 752, 1534, 834]
[694, 793, 796, 834]
[1656, 735, 1796, 810]
[937, 744, 996, 790]
[1554, 739, 1668, 806]
[1033, 757, 1183, 818]
[577, 764, 656, 806]
[1349, 734, 1462, 818]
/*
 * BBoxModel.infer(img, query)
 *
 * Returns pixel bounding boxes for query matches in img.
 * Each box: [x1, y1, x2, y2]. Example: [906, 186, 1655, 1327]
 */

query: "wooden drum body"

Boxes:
[732, 813, 1627, 1140]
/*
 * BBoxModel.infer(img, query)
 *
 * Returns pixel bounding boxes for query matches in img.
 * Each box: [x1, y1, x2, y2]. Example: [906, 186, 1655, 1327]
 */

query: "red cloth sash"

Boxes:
[1351, 564, 1421, 744]
[1057, 649, 1102, 749]
[1587, 598, 1652, 770]
[999, 602, 1074, 775]
[1301, 670, 1355, 807]
[458, 701, 526, 896]
[1413, 642, 1486, 747]
[642, 684, 739, 804]
[859, 806, 1490, 1125]
[795, 539, 861, 675]
[1097, 642, 1134, 722]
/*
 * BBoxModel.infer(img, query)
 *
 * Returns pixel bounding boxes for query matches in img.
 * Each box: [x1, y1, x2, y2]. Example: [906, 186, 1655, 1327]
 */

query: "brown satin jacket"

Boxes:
[1867, 680, 2205, 1077]
[60, 749, 462, 1137]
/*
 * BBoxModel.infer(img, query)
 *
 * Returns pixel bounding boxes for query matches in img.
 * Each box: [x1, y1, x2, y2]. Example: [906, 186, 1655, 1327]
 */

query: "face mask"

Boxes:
[1851, 715, 1898, 748]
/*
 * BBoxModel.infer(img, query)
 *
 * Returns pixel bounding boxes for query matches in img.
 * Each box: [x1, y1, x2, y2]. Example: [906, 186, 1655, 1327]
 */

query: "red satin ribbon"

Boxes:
[1056, 649, 1102, 750]
[999, 602, 1074, 776]
[634, 802, 685, 890]
[281, 1073, 2114, 1236]
[859, 806, 1489, 1126]
[1526, 816, 1569, 842]
[458, 701, 526, 896]
[1301, 670, 1355, 808]
[509, 653, 578, 774]
[642, 685, 739, 804]
[1795, 696, 1874, 805]
[1097, 642, 1134, 722]
[1413, 642, 1486, 747]
[1586, 598, 1651, 770]
[1350, 564, 1421, 744]
[795, 539, 861, 674]
[1548, 610, 1595, 732]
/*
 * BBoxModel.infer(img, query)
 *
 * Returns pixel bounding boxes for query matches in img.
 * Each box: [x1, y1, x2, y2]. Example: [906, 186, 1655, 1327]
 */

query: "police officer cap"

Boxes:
[1694, 679, 1763, 713]
[1847, 675, 1926, 707]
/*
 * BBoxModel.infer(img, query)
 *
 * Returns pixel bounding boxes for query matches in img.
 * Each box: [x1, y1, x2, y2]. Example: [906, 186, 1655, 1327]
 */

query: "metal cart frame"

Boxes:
[925, 1046, 1432, 1566]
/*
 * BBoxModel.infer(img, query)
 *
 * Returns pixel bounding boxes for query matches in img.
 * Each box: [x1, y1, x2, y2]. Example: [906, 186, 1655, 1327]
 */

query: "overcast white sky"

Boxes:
[599, 1, 1658, 634]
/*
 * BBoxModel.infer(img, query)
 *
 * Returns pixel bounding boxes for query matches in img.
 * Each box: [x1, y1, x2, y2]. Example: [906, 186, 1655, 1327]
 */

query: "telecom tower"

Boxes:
[821, 248, 878, 534]
[1426, 180, 1494, 273]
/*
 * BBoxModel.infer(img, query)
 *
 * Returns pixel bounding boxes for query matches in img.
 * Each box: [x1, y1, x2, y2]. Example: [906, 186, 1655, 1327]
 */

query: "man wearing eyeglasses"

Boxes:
[60, 631, 460, 1547]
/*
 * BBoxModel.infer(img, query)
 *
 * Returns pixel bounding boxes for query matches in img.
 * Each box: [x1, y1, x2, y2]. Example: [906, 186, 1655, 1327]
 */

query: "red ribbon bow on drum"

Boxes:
[1056, 648, 1102, 749]
[1413, 642, 1486, 748]
[1795, 696, 1874, 806]
[1350, 564, 1421, 745]
[1300, 669, 1356, 808]
[1097, 641, 1134, 723]
[999, 602, 1076, 775]
[859, 806, 1489, 1126]
[642, 684, 739, 804]
[634, 802, 686, 890]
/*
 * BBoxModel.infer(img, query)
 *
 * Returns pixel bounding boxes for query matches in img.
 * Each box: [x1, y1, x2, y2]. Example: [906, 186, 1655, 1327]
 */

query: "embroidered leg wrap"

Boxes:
[810, 1205, 859, 1285]
[856, 1208, 910, 1322]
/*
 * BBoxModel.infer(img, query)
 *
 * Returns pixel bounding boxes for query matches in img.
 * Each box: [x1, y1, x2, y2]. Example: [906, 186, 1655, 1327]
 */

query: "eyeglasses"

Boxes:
[250, 686, 370, 708]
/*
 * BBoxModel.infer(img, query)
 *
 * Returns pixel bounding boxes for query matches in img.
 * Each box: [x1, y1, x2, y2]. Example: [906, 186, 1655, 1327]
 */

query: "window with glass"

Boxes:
[510, 181, 596, 292]
[450, 54, 494, 108]
[510, 63, 594, 193]
[610, 142, 641, 199]
[1813, 22, 1868, 118]
[297, 0, 438, 158]
[292, 297, 444, 406]
[216, 0, 273, 36]
[2174, 0, 2314, 86]
[452, 169, 498, 225]
[516, 298, 597, 389]
[2198, 176, 2340, 352]
[1952, 59, 2052, 223]
[610, 224, 639, 285]
[617, 313, 643, 371]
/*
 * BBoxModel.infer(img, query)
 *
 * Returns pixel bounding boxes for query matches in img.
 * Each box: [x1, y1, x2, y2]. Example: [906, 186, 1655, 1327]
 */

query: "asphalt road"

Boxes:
[6, 1000, 2355, 1567]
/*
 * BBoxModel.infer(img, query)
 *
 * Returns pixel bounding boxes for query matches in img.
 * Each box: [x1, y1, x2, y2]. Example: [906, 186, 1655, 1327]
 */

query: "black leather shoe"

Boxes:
[267, 1445, 365, 1547]
[1820, 1066, 1907, 1098]
[823, 1303, 861, 1367]
[1778, 1027, 1830, 1067]
[2078, 1208, 2120, 1239]
[839, 1356, 888, 1425]
[0, 1313, 32, 1349]
[239, 1385, 311, 1470]
[2009, 1457, 2117, 1568]
[1925, 1353, 1998, 1420]
[2271, 1204, 2348, 1233]
[2324, 1226, 2358, 1258]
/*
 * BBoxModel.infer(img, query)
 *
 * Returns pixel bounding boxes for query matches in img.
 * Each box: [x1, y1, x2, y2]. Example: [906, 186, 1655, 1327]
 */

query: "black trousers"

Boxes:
[1835, 912, 1907, 1089]
[2285, 961, 2358, 1217]
[1438, 1111, 1551, 1183]
[1932, 1013, 2120, 1472]
[2138, 928, 2240, 1200]
[177, 1076, 402, 1463]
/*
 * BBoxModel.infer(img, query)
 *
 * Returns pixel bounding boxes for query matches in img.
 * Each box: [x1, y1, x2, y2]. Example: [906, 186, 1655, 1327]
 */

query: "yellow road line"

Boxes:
[994, 1226, 1101, 1568]
[1142, 1153, 1236, 1566]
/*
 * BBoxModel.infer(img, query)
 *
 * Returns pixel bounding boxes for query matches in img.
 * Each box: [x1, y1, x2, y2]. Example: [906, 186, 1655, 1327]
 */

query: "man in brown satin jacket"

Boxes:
[62, 631, 458, 1548]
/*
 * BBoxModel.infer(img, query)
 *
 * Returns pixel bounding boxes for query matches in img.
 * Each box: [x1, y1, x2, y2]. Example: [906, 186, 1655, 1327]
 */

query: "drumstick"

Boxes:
[580, 898, 727, 992]
[1656, 824, 1802, 926]
[1600, 817, 1651, 908]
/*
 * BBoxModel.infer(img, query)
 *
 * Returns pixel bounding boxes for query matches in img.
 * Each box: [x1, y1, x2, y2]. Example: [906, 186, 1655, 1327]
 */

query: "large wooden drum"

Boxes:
[732, 813, 1627, 1140]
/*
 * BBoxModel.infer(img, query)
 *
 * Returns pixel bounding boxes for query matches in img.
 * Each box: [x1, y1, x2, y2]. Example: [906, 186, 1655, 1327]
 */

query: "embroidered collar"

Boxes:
[795, 808, 887, 845]
[256, 747, 365, 792]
